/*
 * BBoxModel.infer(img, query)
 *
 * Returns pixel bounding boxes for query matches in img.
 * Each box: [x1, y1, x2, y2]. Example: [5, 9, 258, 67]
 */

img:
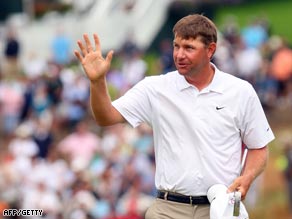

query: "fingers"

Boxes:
[75, 33, 101, 58]
[227, 182, 238, 193]
[227, 181, 247, 200]
[93, 33, 101, 55]
[106, 50, 114, 63]
[74, 50, 83, 62]
[83, 33, 93, 53]
[77, 39, 87, 57]
[75, 33, 113, 66]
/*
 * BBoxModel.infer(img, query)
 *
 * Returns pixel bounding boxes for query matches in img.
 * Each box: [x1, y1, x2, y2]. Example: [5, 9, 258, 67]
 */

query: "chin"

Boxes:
[177, 69, 188, 75]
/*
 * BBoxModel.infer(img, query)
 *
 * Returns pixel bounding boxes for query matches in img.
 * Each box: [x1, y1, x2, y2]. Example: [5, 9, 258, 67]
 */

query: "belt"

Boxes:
[157, 190, 209, 205]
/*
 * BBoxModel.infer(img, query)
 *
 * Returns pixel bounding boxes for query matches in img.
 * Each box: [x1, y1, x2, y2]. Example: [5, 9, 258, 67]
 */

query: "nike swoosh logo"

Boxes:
[216, 106, 225, 110]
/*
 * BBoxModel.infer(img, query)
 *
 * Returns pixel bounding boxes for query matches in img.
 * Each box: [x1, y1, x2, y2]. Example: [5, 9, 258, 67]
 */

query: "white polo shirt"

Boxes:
[112, 64, 275, 196]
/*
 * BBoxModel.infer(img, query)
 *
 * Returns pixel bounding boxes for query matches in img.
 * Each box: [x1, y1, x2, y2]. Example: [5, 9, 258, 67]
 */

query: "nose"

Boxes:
[175, 48, 185, 59]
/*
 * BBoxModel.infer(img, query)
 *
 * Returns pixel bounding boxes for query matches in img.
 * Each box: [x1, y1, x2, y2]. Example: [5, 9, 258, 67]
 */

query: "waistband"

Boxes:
[157, 190, 210, 205]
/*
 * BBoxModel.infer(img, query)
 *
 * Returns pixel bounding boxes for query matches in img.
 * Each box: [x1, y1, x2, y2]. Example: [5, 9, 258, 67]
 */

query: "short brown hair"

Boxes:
[173, 14, 217, 46]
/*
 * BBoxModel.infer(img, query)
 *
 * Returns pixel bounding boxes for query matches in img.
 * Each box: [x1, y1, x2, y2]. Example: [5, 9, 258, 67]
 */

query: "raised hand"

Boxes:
[74, 33, 114, 82]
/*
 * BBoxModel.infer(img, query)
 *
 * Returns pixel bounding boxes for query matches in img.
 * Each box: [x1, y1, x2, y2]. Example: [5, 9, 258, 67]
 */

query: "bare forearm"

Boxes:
[74, 33, 122, 126]
[90, 79, 124, 126]
[228, 146, 269, 199]
[242, 146, 269, 184]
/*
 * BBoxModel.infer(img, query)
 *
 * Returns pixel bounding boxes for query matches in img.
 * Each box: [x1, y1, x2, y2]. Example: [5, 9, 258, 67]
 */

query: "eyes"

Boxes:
[173, 43, 196, 52]
[186, 45, 195, 51]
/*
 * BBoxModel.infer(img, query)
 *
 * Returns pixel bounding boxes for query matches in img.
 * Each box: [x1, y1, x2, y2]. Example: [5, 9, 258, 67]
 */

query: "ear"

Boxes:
[207, 42, 217, 59]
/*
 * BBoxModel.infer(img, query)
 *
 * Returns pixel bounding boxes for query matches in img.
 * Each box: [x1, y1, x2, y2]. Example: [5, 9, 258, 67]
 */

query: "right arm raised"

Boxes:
[74, 33, 125, 126]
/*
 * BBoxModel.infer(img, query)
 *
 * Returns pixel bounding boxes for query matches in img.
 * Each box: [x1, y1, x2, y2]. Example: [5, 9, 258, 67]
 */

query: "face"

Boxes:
[173, 35, 214, 77]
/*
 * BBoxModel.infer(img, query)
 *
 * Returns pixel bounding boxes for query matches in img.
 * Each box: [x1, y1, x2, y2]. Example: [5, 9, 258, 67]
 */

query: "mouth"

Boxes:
[176, 63, 188, 69]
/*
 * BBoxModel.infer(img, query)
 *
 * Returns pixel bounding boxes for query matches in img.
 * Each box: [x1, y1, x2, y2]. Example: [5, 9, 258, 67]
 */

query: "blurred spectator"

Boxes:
[18, 80, 31, 123]
[116, 175, 153, 219]
[32, 117, 54, 159]
[20, 154, 73, 218]
[22, 52, 47, 80]
[132, 124, 153, 154]
[220, 15, 241, 48]
[6, 121, 39, 196]
[51, 27, 72, 66]
[31, 81, 52, 117]
[8, 122, 39, 159]
[21, 181, 63, 218]
[45, 63, 64, 106]
[213, 34, 237, 75]
[3, 28, 20, 77]
[100, 124, 134, 159]
[255, 59, 278, 109]
[120, 32, 139, 59]
[241, 17, 268, 49]
[121, 49, 147, 89]
[269, 37, 292, 103]
[120, 149, 155, 197]
[106, 58, 128, 97]
[59, 72, 89, 129]
[0, 157, 21, 213]
[158, 38, 175, 74]
[107, 68, 127, 98]
[63, 176, 98, 219]
[234, 39, 263, 84]
[0, 79, 24, 136]
[23, 148, 75, 196]
[119, 32, 147, 88]
[94, 165, 121, 218]
[57, 121, 101, 171]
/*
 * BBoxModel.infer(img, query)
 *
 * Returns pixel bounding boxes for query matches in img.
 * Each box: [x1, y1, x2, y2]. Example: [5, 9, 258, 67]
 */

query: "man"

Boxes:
[74, 14, 275, 219]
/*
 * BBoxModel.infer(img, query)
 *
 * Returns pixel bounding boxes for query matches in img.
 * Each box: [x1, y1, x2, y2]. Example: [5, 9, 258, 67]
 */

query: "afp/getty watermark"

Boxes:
[3, 209, 43, 217]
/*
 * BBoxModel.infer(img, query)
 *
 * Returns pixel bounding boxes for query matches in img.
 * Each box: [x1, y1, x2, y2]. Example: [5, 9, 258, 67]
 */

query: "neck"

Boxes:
[185, 65, 215, 91]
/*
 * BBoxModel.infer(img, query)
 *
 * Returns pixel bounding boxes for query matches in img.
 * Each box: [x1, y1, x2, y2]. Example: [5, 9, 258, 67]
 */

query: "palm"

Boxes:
[74, 33, 113, 82]
[82, 51, 108, 80]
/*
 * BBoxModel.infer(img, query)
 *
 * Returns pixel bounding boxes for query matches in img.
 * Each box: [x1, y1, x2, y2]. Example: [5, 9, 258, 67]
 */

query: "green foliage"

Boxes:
[214, 1, 292, 44]
[108, 83, 120, 101]
[143, 52, 161, 76]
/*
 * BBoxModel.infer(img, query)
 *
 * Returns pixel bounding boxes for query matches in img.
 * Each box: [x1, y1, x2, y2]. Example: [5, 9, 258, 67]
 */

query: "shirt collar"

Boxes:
[176, 63, 224, 94]
[207, 64, 224, 94]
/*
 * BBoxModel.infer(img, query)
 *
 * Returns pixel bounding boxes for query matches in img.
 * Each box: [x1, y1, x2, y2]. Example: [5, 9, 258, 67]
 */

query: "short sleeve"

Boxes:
[241, 84, 275, 148]
[112, 78, 152, 128]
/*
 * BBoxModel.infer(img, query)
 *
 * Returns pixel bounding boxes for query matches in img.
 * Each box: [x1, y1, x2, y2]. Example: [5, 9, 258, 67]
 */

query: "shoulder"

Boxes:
[212, 66, 257, 104]
[142, 71, 179, 86]
[219, 70, 254, 92]
[145, 70, 178, 80]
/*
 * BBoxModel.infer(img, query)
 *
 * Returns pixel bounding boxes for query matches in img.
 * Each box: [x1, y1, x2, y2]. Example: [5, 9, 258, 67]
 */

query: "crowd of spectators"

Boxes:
[214, 15, 292, 110]
[0, 14, 292, 219]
